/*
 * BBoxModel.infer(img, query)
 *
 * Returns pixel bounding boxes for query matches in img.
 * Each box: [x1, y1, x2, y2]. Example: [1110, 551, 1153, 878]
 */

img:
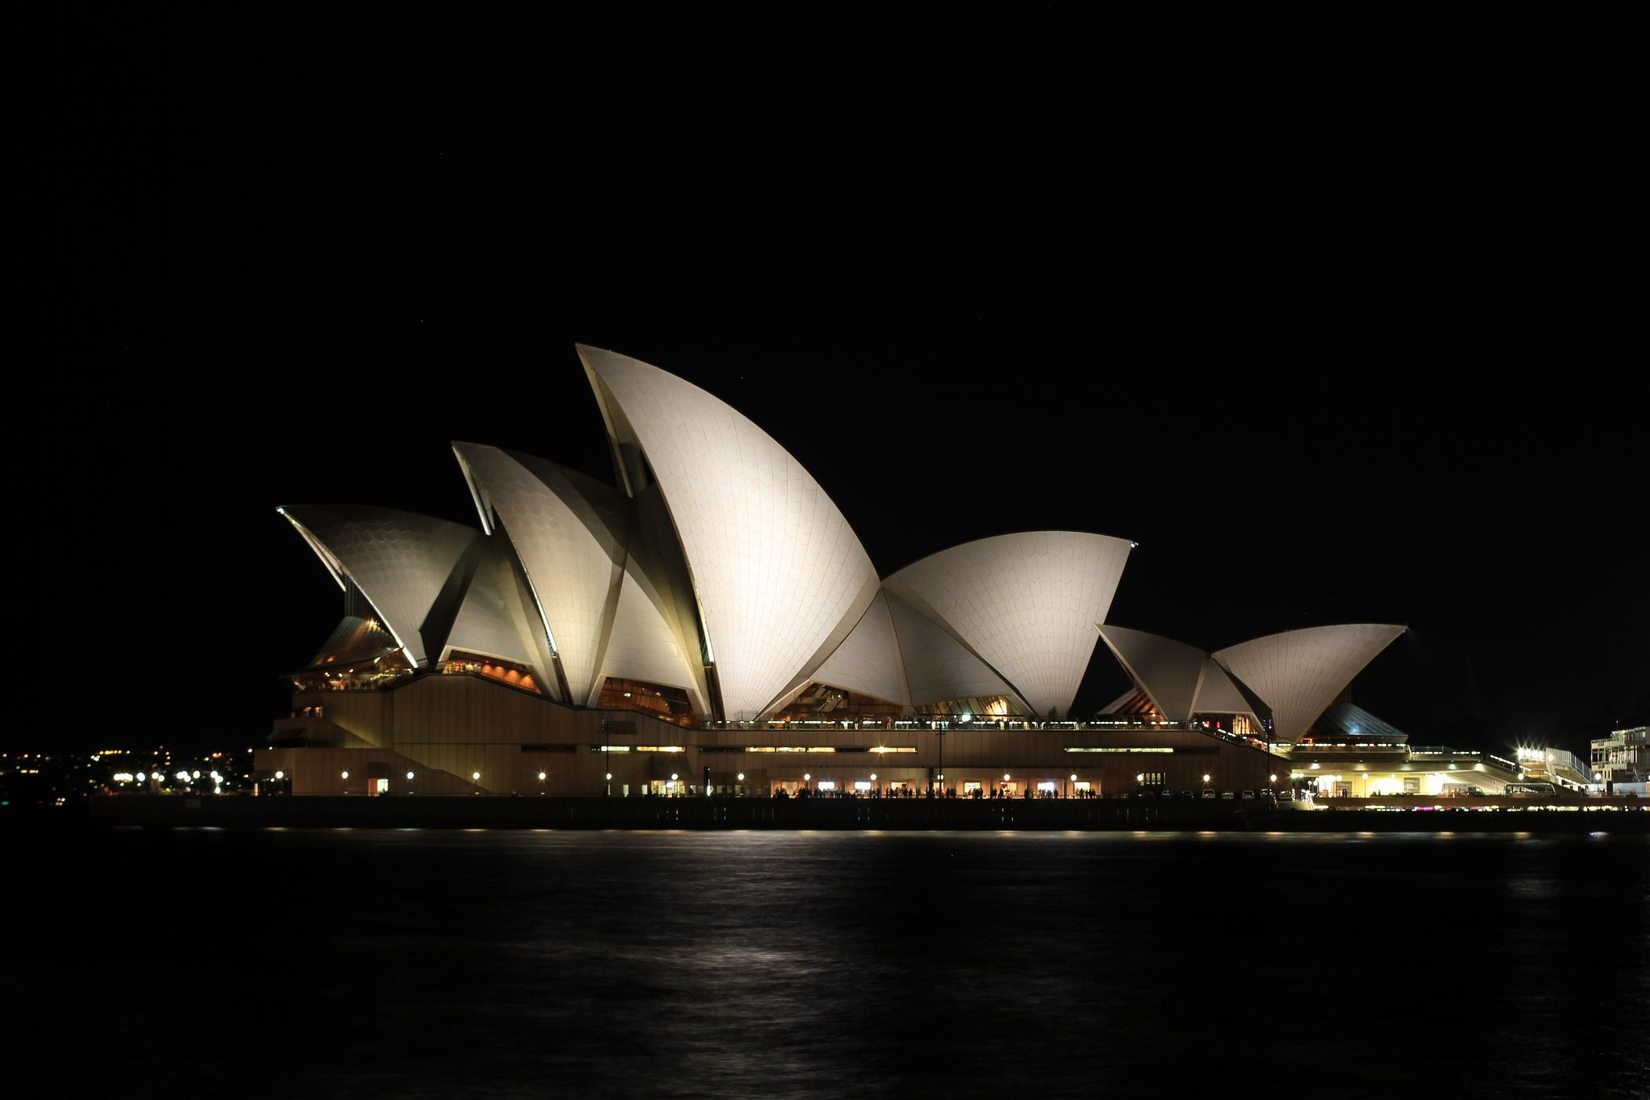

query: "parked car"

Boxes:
[1159, 789, 1175, 799]
[1220, 791, 1235, 800]
[1278, 790, 1295, 802]
[1241, 790, 1256, 799]
[1201, 789, 1217, 800]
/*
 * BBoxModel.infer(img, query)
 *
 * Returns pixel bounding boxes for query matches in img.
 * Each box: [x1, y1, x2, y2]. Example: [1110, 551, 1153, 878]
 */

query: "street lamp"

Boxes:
[340, 769, 349, 795]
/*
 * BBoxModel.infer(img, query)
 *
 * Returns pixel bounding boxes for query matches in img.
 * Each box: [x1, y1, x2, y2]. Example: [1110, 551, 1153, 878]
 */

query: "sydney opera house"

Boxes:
[257, 346, 1477, 800]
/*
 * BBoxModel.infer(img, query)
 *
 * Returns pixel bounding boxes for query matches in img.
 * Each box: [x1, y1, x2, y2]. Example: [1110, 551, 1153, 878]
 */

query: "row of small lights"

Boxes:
[1134, 772, 1280, 784]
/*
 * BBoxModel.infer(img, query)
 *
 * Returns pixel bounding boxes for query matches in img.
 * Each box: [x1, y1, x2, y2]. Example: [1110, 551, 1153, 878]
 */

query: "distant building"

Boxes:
[1591, 726, 1649, 788]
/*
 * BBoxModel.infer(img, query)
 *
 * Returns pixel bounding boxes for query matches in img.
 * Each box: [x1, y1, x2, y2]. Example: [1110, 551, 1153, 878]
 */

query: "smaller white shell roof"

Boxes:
[1214, 624, 1405, 743]
[885, 531, 1134, 717]
[452, 443, 628, 705]
[809, 590, 912, 707]
[1097, 625, 1265, 723]
[279, 504, 478, 667]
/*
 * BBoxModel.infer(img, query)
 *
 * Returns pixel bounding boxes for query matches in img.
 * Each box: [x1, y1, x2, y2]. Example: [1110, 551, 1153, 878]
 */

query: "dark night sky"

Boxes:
[42, 11, 1646, 758]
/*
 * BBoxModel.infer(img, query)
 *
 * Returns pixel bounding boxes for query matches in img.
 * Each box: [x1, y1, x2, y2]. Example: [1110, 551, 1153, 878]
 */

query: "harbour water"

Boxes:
[13, 828, 1648, 1098]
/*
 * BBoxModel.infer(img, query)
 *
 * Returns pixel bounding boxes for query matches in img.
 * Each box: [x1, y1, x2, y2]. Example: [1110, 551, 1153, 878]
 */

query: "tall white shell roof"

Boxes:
[885, 532, 1134, 717]
[581, 345, 880, 720]
[1214, 624, 1405, 743]
[279, 504, 478, 667]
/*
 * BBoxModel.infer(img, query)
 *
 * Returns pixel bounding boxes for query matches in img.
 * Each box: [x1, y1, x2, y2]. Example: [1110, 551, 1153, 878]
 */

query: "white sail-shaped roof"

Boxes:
[1096, 625, 1265, 723]
[1213, 624, 1405, 743]
[885, 591, 1016, 707]
[1096, 625, 1207, 721]
[453, 444, 628, 705]
[279, 504, 477, 667]
[808, 590, 912, 707]
[884, 532, 1134, 717]
[580, 345, 880, 720]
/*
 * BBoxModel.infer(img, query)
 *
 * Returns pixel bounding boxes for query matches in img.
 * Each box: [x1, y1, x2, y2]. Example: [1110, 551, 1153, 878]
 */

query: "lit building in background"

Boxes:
[1592, 726, 1650, 794]
[260, 347, 1414, 798]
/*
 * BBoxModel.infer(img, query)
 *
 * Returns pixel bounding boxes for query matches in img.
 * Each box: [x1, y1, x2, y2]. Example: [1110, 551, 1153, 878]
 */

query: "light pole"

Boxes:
[407, 770, 415, 796]
[340, 769, 349, 795]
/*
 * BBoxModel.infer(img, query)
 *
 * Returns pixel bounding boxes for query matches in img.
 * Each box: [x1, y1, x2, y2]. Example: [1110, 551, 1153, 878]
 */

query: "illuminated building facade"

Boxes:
[1591, 726, 1649, 790]
[260, 347, 1407, 798]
